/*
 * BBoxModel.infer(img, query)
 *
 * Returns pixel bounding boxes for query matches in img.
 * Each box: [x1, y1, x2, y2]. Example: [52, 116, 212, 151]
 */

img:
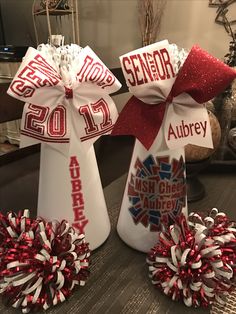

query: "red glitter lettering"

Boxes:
[69, 156, 88, 235]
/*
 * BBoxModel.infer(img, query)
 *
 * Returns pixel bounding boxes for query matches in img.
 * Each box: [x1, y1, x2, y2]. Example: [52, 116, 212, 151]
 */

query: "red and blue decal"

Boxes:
[128, 155, 186, 231]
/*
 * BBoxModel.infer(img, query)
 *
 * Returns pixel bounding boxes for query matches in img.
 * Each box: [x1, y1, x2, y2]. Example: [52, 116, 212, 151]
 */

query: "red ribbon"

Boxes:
[112, 45, 236, 150]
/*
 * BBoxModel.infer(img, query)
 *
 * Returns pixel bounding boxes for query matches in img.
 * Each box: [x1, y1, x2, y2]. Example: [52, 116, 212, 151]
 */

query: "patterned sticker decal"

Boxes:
[128, 155, 186, 231]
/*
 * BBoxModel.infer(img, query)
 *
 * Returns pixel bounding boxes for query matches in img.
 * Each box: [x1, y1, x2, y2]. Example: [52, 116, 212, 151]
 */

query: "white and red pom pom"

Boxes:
[147, 208, 236, 308]
[0, 210, 90, 313]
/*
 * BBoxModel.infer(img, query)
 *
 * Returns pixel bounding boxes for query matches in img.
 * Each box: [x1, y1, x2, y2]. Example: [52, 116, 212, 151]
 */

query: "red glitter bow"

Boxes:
[112, 45, 236, 150]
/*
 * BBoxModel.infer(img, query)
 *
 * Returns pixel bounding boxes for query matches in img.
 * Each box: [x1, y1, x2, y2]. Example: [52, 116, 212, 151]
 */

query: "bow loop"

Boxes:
[170, 45, 236, 102]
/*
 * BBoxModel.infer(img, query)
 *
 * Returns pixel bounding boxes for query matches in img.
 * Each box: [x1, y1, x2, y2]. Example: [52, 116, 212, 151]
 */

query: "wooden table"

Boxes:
[0, 147, 235, 313]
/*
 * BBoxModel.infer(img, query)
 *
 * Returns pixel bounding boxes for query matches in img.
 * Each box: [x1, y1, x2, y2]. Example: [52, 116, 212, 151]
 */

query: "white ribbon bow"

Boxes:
[8, 45, 121, 153]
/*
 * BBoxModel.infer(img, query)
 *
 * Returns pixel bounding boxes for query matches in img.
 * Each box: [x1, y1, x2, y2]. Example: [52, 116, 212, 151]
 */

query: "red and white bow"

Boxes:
[8, 45, 121, 153]
[112, 40, 236, 150]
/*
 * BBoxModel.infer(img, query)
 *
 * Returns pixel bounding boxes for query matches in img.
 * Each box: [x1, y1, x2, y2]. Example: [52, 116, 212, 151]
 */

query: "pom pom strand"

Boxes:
[147, 209, 236, 308]
[0, 210, 90, 313]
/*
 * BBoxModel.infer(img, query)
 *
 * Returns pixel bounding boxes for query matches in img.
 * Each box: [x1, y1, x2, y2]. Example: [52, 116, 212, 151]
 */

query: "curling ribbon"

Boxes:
[147, 209, 236, 308]
[112, 40, 236, 150]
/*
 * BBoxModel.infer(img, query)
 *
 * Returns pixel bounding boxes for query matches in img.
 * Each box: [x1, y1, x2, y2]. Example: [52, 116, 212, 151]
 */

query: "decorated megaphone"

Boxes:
[8, 43, 121, 250]
[112, 40, 236, 252]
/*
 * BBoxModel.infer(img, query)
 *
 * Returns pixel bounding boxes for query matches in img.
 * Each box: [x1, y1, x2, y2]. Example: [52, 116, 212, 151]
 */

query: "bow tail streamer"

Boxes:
[164, 100, 213, 150]
[112, 96, 166, 150]
[20, 101, 71, 155]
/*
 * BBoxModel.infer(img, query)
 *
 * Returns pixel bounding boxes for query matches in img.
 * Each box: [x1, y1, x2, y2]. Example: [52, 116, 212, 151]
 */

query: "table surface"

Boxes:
[0, 152, 235, 313]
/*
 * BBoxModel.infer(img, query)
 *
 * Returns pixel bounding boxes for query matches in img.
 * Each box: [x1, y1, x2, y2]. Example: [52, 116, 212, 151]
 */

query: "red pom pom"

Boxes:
[0, 210, 90, 313]
[147, 208, 236, 308]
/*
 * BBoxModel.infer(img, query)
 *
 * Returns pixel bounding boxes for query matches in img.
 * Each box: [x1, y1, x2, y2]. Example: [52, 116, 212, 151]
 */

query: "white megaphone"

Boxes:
[117, 127, 187, 253]
[38, 129, 111, 250]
